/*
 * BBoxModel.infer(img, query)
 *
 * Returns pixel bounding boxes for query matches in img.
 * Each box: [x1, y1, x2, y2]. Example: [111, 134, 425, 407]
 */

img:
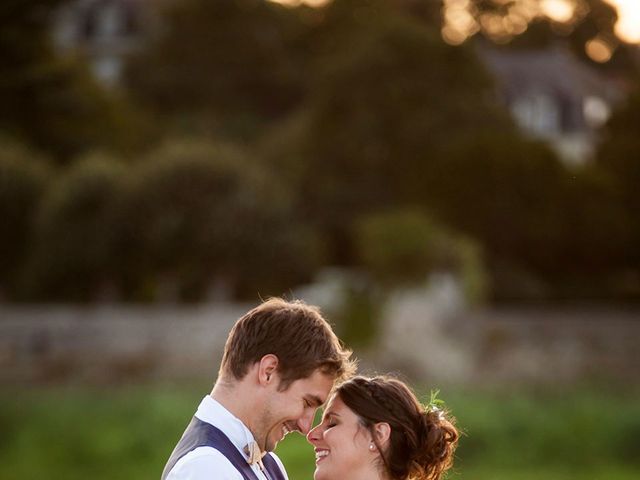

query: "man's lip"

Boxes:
[282, 422, 294, 437]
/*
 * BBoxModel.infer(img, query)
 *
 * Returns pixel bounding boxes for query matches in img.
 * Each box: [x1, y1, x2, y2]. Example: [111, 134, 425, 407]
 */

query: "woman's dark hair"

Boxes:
[336, 376, 458, 480]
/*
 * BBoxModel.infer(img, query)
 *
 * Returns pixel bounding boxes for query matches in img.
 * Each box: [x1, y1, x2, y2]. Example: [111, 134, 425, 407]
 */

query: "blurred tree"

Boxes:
[0, 0, 148, 161]
[124, 0, 305, 141]
[549, 163, 634, 299]
[561, 164, 630, 272]
[114, 139, 320, 302]
[261, 0, 635, 301]
[0, 139, 51, 299]
[451, 0, 638, 74]
[332, 207, 486, 349]
[21, 153, 125, 301]
[354, 208, 486, 301]
[262, 9, 514, 263]
[597, 89, 640, 273]
[496, 1, 635, 73]
[425, 131, 634, 300]
[424, 133, 568, 275]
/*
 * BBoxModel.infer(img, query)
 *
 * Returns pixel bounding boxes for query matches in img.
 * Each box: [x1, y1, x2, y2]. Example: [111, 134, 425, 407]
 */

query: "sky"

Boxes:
[604, 0, 640, 43]
[269, 0, 640, 45]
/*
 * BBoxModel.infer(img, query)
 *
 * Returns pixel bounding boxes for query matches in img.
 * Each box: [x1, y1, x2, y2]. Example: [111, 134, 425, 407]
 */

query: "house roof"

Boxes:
[478, 43, 619, 102]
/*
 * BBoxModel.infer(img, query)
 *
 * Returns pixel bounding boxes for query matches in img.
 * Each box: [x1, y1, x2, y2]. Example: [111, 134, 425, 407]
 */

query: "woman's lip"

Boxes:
[315, 449, 330, 464]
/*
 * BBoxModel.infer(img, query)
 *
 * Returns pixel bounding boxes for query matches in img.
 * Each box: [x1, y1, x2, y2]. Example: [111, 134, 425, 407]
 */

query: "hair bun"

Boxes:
[408, 408, 459, 480]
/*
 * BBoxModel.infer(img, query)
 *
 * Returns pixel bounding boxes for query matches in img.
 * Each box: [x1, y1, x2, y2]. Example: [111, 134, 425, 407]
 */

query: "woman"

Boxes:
[307, 375, 459, 480]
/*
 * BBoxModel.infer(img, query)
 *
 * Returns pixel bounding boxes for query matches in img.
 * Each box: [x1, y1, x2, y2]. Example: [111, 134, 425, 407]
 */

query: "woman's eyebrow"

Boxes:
[322, 411, 341, 421]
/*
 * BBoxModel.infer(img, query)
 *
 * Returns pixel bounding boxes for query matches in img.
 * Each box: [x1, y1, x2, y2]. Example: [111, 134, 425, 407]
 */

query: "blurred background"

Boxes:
[1, 0, 639, 478]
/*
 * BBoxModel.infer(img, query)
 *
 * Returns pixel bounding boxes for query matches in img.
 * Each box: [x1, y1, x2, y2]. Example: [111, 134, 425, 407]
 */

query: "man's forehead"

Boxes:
[297, 370, 335, 401]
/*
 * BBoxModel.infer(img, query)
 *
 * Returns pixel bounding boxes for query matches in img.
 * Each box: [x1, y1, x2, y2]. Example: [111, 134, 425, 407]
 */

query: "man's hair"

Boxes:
[219, 298, 355, 389]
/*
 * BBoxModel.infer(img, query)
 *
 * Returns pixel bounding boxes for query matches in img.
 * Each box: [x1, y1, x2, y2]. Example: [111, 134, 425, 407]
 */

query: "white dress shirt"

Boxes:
[165, 396, 289, 480]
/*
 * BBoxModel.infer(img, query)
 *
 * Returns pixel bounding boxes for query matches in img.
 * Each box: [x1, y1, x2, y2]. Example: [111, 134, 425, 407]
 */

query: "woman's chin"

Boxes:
[313, 466, 329, 480]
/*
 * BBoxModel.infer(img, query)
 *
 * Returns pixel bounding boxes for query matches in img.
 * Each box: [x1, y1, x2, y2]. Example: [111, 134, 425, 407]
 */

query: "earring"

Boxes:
[369, 443, 375, 451]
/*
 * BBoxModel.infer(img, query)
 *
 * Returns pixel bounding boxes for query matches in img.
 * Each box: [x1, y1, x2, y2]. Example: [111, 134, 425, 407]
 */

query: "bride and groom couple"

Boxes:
[162, 298, 459, 480]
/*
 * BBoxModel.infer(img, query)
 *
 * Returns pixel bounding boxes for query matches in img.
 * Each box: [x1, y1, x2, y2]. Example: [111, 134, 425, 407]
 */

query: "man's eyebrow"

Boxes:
[306, 395, 324, 407]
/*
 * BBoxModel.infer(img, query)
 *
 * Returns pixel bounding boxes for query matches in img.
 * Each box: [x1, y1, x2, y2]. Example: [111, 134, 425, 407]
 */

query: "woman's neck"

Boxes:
[345, 465, 389, 480]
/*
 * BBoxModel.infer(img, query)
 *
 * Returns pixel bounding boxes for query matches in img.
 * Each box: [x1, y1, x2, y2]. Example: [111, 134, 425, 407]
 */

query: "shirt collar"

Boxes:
[194, 395, 258, 456]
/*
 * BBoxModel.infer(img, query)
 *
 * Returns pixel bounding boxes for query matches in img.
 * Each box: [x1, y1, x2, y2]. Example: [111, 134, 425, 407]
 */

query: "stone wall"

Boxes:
[377, 293, 640, 385]
[0, 304, 250, 384]
[1, 301, 638, 385]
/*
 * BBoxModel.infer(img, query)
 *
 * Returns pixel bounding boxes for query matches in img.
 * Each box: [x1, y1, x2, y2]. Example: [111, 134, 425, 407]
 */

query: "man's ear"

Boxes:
[372, 422, 391, 449]
[257, 354, 279, 386]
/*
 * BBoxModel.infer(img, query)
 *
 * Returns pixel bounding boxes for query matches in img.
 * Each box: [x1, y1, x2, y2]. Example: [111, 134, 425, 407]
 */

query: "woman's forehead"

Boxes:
[323, 393, 348, 416]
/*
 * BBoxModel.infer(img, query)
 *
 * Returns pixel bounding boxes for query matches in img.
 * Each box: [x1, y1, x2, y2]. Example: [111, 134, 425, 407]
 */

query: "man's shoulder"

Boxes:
[165, 446, 242, 480]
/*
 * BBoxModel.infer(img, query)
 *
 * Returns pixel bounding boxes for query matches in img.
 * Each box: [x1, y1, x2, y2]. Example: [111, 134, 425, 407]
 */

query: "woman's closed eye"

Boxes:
[324, 417, 338, 429]
[321, 411, 340, 429]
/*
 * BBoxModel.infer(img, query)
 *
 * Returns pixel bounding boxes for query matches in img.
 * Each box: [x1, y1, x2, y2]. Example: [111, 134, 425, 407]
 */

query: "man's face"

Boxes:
[255, 369, 334, 452]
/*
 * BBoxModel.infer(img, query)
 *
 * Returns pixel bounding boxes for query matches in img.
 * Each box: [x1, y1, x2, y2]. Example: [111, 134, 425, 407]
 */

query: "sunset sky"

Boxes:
[269, 0, 640, 45]
[604, 0, 640, 43]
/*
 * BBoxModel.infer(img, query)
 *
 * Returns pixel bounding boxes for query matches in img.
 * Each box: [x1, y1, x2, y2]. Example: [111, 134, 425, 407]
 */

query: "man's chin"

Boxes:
[264, 436, 279, 453]
[265, 429, 288, 452]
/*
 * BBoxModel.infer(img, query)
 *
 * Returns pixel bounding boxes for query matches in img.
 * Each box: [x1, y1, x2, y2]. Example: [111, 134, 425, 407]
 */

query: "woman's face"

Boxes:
[306, 394, 376, 480]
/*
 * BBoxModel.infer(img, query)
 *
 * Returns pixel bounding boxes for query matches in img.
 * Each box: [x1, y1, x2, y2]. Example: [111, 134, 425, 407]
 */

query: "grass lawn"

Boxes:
[1, 383, 638, 479]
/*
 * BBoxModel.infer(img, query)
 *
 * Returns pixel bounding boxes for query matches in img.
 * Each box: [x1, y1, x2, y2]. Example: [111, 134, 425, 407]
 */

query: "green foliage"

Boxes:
[426, 388, 445, 411]
[0, 2, 148, 161]
[419, 132, 626, 300]
[115, 139, 320, 301]
[598, 90, 640, 269]
[125, 0, 304, 140]
[1, 0, 636, 303]
[263, 10, 513, 263]
[257, 1, 637, 301]
[466, 1, 638, 75]
[1, 385, 638, 480]
[422, 133, 568, 275]
[5, 138, 322, 302]
[0, 139, 51, 297]
[21, 153, 125, 301]
[558, 165, 630, 275]
[333, 282, 383, 349]
[354, 209, 483, 292]
[0, 386, 204, 480]
[336, 209, 487, 346]
[445, 388, 640, 471]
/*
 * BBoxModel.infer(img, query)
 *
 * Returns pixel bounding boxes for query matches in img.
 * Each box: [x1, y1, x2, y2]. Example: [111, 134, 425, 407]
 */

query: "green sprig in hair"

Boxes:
[426, 389, 446, 420]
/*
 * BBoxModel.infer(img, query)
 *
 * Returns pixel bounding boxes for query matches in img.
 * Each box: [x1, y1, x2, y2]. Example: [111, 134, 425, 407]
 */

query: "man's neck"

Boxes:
[210, 378, 258, 437]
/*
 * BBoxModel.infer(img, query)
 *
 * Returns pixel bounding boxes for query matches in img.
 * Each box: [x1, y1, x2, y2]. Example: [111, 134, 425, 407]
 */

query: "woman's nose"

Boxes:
[307, 424, 321, 444]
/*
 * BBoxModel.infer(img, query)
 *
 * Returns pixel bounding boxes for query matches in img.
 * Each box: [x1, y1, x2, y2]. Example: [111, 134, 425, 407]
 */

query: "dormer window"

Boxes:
[583, 96, 611, 129]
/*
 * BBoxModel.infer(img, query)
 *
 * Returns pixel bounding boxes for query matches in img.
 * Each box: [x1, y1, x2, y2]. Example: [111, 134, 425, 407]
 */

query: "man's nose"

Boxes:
[298, 409, 315, 435]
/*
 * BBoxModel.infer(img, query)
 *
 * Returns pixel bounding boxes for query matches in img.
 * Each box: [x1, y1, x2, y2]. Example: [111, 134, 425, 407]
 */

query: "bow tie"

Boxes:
[244, 441, 265, 468]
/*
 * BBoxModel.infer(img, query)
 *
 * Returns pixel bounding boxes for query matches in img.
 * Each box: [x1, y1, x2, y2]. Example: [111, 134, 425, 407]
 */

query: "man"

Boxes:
[162, 297, 355, 480]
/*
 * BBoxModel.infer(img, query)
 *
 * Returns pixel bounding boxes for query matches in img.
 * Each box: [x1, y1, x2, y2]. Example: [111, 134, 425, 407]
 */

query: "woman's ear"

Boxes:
[373, 422, 391, 448]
